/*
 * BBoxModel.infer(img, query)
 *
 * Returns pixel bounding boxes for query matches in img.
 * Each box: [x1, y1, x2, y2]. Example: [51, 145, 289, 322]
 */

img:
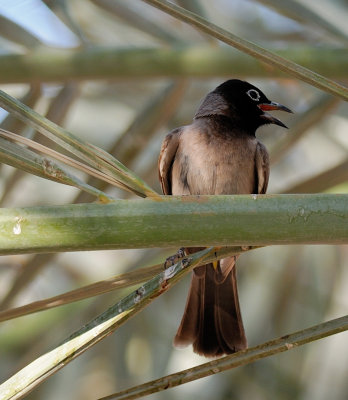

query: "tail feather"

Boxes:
[174, 257, 247, 357]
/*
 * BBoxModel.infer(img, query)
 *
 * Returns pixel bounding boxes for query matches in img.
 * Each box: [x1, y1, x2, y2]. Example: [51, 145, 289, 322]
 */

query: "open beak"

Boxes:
[258, 101, 293, 129]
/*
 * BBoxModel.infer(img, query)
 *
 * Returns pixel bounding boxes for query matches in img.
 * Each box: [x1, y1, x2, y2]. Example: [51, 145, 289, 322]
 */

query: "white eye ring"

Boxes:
[246, 89, 260, 101]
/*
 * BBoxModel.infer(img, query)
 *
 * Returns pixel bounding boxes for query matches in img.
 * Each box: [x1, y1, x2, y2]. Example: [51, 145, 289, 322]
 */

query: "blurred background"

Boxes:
[0, 0, 348, 399]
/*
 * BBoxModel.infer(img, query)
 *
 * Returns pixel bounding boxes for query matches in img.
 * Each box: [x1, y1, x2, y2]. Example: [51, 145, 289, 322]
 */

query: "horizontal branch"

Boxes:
[0, 194, 347, 254]
[0, 46, 347, 83]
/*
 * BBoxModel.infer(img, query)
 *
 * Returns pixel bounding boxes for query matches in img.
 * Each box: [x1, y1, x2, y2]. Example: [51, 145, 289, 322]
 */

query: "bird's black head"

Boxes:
[195, 79, 292, 134]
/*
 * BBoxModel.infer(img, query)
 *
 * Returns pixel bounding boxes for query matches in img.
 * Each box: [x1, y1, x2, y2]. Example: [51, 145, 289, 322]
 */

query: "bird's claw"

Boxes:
[164, 247, 186, 269]
[241, 246, 251, 251]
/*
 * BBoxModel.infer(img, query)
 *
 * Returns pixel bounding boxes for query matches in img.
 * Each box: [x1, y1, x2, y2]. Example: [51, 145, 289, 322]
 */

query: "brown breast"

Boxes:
[171, 122, 259, 196]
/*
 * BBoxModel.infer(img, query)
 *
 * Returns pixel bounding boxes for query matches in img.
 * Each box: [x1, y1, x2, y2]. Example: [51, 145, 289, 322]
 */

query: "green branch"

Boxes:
[0, 46, 347, 83]
[0, 194, 347, 254]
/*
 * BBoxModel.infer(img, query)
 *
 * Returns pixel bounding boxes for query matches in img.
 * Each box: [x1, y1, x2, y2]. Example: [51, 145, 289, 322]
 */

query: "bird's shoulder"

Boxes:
[158, 127, 184, 195]
[179, 119, 259, 152]
[255, 141, 270, 194]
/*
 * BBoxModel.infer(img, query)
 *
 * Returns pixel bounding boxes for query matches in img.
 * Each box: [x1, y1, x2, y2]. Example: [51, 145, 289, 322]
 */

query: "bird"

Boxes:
[158, 79, 292, 357]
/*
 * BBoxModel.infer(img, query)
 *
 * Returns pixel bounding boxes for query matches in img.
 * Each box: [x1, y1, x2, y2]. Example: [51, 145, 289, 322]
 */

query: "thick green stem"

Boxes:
[0, 194, 347, 254]
[0, 46, 347, 83]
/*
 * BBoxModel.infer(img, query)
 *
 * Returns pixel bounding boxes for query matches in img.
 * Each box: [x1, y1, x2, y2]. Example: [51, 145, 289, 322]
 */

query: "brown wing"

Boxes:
[255, 141, 270, 194]
[158, 128, 182, 195]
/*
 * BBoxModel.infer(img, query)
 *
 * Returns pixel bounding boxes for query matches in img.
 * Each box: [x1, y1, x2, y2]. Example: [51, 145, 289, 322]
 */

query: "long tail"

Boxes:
[174, 257, 247, 357]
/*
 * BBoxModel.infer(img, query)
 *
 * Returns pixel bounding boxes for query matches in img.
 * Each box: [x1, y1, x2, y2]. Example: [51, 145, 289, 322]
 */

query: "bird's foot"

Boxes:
[164, 247, 186, 269]
[241, 245, 252, 251]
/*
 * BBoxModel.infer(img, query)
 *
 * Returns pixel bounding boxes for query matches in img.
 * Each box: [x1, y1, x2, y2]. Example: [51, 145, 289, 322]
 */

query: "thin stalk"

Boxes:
[0, 83, 79, 205]
[0, 246, 255, 321]
[0, 135, 112, 203]
[142, 0, 348, 100]
[0, 128, 127, 190]
[99, 314, 348, 400]
[0, 89, 158, 198]
[0, 247, 217, 400]
[0, 84, 41, 132]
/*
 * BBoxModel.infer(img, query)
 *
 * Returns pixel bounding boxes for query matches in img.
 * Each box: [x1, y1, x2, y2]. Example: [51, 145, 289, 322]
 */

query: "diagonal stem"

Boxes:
[0, 247, 225, 399]
[99, 314, 348, 400]
[142, 0, 348, 101]
[0, 246, 256, 322]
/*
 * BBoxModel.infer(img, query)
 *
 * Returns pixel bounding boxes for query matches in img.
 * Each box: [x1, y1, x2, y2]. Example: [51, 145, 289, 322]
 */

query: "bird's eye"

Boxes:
[246, 89, 260, 101]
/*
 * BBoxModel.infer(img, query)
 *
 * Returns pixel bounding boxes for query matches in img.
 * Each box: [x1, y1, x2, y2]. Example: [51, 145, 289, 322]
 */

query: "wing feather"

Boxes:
[158, 128, 182, 195]
[255, 141, 270, 194]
